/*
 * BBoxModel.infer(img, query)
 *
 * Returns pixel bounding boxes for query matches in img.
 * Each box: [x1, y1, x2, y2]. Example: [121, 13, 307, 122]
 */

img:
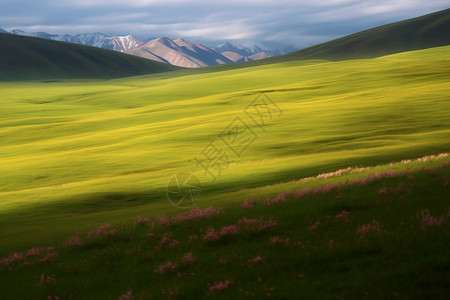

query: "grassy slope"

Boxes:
[1, 157, 449, 299]
[0, 33, 179, 81]
[0, 45, 449, 253]
[280, 8, 450, 61]
[201, 8, 450, 73]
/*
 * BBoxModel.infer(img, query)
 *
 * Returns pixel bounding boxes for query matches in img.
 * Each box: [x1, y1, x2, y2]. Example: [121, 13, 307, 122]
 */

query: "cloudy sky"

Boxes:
[1, 0, 448, 49]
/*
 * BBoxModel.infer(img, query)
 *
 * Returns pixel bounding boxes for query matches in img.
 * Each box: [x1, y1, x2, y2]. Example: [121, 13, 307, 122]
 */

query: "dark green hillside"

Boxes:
[277, 8, 450, 61]
[0, 33, 179, 81]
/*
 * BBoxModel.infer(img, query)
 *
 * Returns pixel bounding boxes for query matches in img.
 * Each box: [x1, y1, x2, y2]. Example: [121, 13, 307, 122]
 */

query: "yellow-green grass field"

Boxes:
[1, 46, 449, 253]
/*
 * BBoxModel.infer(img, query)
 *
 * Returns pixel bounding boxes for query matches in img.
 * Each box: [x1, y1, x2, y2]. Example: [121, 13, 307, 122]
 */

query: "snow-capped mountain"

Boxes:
[215, 42, 254, 56]
[63, 32, 113, 49]
[8, 30, 141, 52]
[0, 28, 9, 33]
[110, 35, 144, 52]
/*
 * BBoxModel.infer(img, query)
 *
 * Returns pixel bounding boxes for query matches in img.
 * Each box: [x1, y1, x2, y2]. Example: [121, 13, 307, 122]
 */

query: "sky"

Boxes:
[1, 0, 448, 50]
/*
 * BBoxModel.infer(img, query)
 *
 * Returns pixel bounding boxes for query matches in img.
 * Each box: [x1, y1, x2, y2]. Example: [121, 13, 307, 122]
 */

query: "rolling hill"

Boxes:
[0, 33, 179, 81]
[273, 8, 450, 62]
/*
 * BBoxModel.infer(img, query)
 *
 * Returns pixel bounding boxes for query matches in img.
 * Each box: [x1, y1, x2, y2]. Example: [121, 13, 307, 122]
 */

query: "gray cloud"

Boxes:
[1, 0, 448, 49]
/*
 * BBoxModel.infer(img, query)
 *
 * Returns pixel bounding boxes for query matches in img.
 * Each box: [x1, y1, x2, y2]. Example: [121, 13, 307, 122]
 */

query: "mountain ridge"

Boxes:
[276, 8, 450, 62]
[214, 42, 287, 62]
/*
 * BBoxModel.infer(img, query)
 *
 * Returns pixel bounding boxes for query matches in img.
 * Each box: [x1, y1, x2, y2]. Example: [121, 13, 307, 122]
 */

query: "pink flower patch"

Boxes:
[155, 216, 170, 227]
[118, 290, 135, 300]
[62, 235, 82, 247]
[237, 217, 277, 232]
[208, 280, 233, 292]
[242, 198, 258, 209]
[39, 251, 58, 263]
[86, 224, 116, 239]
[136, 216, 150, 225]
[419, 209, 446, 230]
[357, 220, 381, 235]
[182, 252, 196, 264]
[248, 256, 264, 263]
[269, 236, 290, 245]
[219, 225, 239, 235]
[154, 232, 179, 251]
[335, 210, 350, 219]
[27, 248, 40, 257]
[172, 206, 224, 223]
[168, 239, 179, 248]
[314, 183, 340, 194]
[269, 236, 282, 244]
[0, 252, 24, 265]
[308, 221, 321, 231]
[154, 261, 178, 274]
[378, 187, 388, 195]
[203, 229, 220, 242]
[266, 188, 311, 206]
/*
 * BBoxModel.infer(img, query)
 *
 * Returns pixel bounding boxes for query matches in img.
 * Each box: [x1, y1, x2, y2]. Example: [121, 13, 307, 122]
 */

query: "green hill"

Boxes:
[277, 8, 450, 62]
[0, 33, 179, 81]
[202, 8, 450, 73]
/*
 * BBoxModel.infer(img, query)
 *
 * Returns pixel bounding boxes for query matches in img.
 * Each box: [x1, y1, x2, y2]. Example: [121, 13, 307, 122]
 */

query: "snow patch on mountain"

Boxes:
[110, 35, 144, 52]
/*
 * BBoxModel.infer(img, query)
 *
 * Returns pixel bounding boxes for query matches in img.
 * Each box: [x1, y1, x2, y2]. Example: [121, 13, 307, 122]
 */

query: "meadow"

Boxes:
[0, 45, 449, 298]
[1, 156, 449, 299]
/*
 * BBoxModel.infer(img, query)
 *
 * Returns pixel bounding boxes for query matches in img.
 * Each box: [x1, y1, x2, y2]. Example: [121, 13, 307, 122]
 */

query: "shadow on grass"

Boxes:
[35, 190, 168, 215]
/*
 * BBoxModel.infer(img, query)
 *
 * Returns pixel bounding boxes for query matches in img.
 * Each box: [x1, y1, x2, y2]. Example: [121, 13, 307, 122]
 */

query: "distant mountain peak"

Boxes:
[128, 36, 232, 68]
[110, 35, 143, 52]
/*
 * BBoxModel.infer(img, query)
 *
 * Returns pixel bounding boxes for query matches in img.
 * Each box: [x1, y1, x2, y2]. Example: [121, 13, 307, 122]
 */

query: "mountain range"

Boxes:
[1, 29, 286, 68]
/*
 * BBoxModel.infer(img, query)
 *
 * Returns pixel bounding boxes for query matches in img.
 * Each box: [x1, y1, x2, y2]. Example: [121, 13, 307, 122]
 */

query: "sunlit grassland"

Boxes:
[1, 46, 449, 252]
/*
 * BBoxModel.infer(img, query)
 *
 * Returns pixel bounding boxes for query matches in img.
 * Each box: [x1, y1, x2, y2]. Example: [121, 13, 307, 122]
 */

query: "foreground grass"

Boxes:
[0, 46, 449, 252]
[1, 157, 449, 299]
